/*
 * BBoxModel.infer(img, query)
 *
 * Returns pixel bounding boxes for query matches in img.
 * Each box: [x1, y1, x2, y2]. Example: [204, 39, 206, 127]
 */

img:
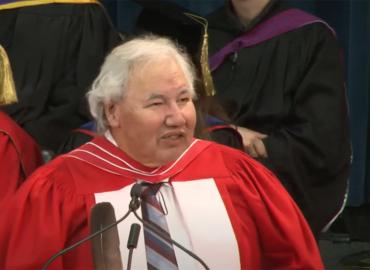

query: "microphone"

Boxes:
[126, 223, 141, 270]
[129, 182, 145, 211]
[41, 182, 209, 270]
[41, 201, 133, 270]
[90, 203, 123, 270]
[132, 182, 210, 270]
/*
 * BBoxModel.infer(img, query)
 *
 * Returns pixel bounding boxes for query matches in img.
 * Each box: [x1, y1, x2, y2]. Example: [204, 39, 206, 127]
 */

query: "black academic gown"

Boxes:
[207, 0, 351, 236]
[0, 2, 121, 151]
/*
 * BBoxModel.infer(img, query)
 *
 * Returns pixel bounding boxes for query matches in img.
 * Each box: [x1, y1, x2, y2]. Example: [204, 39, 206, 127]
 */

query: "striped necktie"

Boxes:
[141, 184, 179, 270]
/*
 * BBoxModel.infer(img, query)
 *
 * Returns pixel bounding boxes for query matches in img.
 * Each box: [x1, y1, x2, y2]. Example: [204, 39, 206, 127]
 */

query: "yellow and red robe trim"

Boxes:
[0, 0, 99, 10]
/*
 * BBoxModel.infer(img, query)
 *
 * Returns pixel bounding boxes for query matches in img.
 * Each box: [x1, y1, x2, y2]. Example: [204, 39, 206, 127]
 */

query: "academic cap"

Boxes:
[134, 0, 216, 96]
[0, 45, 17, 106]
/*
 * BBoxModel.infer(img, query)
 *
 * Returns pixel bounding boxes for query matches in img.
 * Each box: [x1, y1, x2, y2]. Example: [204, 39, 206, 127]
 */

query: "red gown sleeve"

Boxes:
[0, 111, 43, 203]
[219, 148, 324, 269]
[0, 161, 94, 270]
[0, 133, 23, 200]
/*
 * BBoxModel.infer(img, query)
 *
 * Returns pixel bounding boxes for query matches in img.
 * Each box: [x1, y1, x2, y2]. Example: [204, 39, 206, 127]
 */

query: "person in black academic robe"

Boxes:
[207, 0, 352, 236]
[0, 0, 122, 152]
[56, 0, 244, 155]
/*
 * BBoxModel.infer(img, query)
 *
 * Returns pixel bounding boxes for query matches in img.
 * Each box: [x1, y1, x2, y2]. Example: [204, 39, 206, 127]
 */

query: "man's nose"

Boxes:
[165, 103, 186, 127]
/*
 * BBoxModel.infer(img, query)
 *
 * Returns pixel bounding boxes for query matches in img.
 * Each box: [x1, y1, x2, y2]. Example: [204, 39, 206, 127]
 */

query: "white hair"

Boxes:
[87, 35, 196, 133]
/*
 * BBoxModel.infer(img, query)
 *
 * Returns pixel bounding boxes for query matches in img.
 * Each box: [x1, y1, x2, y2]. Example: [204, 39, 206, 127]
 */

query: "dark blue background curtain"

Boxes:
[103, 0, 370, 207]
[345, 1, 370, 206]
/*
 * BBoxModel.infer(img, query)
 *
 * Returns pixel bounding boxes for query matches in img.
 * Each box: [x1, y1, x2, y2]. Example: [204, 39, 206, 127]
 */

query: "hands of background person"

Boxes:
[235, 126, 268, 158]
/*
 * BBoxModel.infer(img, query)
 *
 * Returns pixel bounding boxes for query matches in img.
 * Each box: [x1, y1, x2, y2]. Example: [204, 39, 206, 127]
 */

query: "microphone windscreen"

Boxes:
[90, 202, 123, 270]
[130, 183, 144, 198]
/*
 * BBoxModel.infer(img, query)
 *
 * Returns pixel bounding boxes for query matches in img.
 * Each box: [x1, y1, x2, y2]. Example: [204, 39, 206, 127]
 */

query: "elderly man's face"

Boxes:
[106, 57, 196, 167]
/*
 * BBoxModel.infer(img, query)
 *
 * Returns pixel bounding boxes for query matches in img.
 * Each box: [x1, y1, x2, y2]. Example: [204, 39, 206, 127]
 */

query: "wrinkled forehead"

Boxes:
[132, 55, 173, 76]
[127, 56, 194, 96]
[131, 55, 183, 77]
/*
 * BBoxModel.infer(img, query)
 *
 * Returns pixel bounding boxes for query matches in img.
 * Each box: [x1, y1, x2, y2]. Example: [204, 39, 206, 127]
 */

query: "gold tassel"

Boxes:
[0, 45, 18, 106]
[184, 12, 216, 96]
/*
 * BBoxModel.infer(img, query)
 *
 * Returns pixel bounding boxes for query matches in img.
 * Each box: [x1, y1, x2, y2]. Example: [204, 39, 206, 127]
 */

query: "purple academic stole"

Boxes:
[209, 8, 335, 71]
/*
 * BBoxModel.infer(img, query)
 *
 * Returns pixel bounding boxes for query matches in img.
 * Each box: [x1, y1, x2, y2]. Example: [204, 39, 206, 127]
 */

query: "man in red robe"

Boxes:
[0, 45, 43, 203]
[0, 36, 323, 270]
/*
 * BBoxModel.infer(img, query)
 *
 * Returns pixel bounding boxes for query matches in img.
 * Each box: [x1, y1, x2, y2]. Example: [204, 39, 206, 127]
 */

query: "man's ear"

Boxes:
[104, 102, 120, 128]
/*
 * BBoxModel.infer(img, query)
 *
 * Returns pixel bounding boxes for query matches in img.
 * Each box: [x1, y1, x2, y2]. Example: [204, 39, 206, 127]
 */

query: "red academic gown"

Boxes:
[0, 111, 43, 202]
[0, 136, 323, 270]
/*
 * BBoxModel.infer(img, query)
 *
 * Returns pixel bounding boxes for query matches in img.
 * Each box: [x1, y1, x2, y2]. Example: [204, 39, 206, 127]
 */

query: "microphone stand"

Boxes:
[41, 209, 132, 270]
[126, 223, 141, 270]
[41, 196, 142, 270]
[41, 183, 210, 270]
